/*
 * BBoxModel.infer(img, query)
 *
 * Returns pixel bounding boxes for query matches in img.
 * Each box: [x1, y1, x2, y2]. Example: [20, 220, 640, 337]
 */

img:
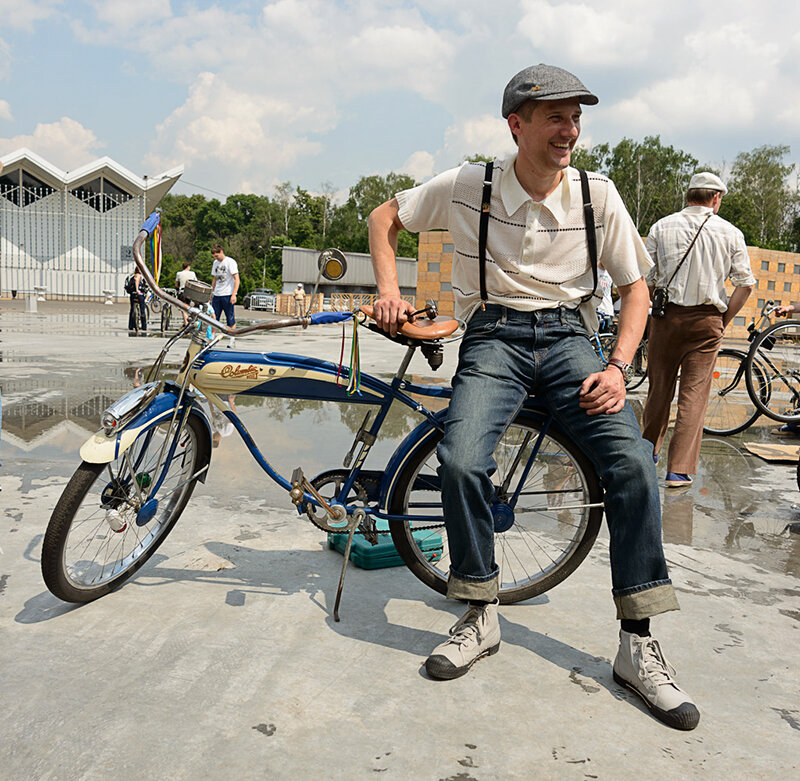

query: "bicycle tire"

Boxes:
[160, 303, 171, 332]
[41, 415, 209, 603]
[745, 320, 800, 422]
[148, 296, 162, 314]
[625, 339, 648, 390]
[596, 333, 616, 365]
[703, 348, 763, 436]
[387, 413, 603, 604]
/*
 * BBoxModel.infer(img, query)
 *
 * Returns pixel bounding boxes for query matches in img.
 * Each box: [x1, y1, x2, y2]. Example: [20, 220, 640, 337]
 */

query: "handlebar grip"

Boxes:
[308, 312, 353, 324]
[140, 211, 161, 235]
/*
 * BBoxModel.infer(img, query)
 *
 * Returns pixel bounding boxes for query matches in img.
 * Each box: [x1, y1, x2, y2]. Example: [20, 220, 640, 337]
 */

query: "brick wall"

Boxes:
[417, 230, 800, 339]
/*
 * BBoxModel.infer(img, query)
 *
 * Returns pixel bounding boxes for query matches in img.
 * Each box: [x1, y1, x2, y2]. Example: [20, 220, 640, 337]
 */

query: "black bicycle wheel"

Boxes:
[387, 413, 603, 604]
[160, 303, 171, 332]
[41, 415, 209, 603]
[148, 295, 162, 314]
[703, 348, 763, 436]
[746, 320, 800, 422]
[626, 340, 648, 390]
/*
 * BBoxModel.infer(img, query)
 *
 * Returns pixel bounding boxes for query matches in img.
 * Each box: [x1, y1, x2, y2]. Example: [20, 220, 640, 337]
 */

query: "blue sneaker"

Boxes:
[665, 472, 692, 487]
[653, 453, 659, 465]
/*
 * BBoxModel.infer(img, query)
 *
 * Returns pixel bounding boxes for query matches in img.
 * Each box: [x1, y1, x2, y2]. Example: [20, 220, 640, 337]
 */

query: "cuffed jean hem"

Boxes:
[613, 582, 680, 620]
[446, 570, 499, 602]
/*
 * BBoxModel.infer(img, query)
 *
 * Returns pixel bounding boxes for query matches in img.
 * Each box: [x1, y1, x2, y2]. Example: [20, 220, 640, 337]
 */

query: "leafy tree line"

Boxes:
[157, 173, 418, 297]
[157, 140, 799, 296]
[571, 138, 799, 250]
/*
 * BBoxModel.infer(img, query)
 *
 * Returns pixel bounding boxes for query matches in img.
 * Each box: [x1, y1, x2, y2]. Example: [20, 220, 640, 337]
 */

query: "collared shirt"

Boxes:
[645, 206, 754, 311]
[396, 154, 652, 326]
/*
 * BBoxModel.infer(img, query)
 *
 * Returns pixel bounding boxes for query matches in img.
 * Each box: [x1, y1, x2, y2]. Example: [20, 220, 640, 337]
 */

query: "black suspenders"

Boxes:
[478, 163, 598, 306]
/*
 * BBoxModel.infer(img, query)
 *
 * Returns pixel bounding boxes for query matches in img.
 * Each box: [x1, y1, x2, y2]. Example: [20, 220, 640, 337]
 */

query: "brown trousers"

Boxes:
[642, 303, 724, 474]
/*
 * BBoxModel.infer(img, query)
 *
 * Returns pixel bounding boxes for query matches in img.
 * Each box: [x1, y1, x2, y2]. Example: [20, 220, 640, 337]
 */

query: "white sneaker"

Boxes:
[425, 600, 501, 680]
[613, 630, 700, 730]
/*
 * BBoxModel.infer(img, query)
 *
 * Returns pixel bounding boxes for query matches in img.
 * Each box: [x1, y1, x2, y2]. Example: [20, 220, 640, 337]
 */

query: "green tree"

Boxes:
[719, 144, 799, 249]
[604, 136, 698, 234]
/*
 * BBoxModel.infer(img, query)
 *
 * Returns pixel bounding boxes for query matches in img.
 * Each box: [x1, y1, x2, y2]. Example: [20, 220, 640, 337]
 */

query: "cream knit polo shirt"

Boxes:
[396, 154, 652, 327]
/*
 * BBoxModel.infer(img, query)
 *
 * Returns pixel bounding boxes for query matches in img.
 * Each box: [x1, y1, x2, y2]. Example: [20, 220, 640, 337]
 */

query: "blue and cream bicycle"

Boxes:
[41, 214, 605, 619]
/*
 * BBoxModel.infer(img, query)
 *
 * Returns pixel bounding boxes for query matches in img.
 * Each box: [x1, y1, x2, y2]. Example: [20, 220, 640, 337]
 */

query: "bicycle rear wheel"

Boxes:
[148, 296, 162, 314]
[41, 415, 209, 602]
[746, 320, 800, 422]
[387, 413, 603, 604]
[703, 348, 762, 435]
[627, 340, 648, 390]
[160, 303, 171, 332]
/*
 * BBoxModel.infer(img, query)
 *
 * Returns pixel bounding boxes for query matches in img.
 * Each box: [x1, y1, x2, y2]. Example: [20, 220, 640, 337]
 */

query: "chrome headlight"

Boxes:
[101, 381, 161, 436]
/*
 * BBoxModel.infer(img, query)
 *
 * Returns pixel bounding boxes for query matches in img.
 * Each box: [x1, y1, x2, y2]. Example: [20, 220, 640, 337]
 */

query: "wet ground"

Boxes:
[1, 298, 798, 779]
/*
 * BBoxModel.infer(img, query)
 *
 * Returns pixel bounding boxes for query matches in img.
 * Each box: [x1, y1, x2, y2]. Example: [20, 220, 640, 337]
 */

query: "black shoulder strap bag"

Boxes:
[478, 163, 598, 308]
[651, 213, 712, 318]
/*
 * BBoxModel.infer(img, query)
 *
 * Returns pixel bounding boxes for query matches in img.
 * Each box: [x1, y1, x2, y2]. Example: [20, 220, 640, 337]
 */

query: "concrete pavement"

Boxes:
[1, 299, 798, 779]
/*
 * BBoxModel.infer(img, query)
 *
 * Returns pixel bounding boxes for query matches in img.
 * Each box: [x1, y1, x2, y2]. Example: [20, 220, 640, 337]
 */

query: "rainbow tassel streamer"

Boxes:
[336, 315, 361, 396]
[149, 217, 162, 284]
[346, 315, 361, 396]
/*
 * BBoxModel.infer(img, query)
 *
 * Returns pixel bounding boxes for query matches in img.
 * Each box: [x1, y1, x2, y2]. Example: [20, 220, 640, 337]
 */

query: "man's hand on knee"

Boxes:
[579, 369, 626, 415]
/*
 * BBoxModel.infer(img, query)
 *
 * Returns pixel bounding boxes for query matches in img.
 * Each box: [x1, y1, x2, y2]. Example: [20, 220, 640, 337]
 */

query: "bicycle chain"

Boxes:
[304, 471, 445, 535]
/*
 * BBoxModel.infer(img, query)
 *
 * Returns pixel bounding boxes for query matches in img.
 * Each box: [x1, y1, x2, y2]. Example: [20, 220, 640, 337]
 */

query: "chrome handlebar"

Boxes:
[132, 230, 308, 336]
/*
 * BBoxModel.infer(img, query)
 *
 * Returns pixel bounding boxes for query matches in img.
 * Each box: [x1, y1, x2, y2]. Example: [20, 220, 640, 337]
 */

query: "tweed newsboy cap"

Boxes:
[688, 171, 728, 195]
[502, 64, 598, 118]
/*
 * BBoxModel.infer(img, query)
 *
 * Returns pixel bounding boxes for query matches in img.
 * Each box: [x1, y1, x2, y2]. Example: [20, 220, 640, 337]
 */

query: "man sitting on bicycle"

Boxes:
[369, 64, 699, 731]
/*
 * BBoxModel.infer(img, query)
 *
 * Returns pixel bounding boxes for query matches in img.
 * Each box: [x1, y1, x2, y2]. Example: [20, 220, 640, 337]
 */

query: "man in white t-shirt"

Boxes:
[368, 64, 699, 731]
[210, 244, 240, 328]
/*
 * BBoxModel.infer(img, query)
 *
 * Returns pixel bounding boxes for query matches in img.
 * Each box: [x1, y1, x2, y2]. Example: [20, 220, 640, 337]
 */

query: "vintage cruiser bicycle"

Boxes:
[41, 214, 605, 620]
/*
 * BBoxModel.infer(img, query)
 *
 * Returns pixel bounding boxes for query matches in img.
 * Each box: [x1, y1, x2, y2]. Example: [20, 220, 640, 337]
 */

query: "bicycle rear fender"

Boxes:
[79, 387, 212, 476]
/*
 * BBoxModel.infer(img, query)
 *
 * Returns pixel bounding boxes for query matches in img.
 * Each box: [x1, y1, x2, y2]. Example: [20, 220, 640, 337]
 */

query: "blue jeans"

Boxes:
[212, 294, 235, 326]
[438, 305, 678, 619]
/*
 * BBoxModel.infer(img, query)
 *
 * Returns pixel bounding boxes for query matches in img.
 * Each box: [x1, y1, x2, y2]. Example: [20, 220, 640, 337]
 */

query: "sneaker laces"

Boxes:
[445, 608, 484, 648]
[638, 637, 678, 687]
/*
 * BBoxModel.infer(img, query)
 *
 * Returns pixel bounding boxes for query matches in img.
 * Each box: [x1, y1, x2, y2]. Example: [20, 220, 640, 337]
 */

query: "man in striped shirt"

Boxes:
[369, 64, 700, 730]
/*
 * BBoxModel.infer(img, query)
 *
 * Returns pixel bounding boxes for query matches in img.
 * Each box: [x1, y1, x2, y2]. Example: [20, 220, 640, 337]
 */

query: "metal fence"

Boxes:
[0, 186, 146, 299]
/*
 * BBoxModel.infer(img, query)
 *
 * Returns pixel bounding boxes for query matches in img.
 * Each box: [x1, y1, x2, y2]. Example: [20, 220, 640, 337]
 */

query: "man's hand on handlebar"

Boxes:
[775, 304, 799, 318]
[373, 295, 417, 338]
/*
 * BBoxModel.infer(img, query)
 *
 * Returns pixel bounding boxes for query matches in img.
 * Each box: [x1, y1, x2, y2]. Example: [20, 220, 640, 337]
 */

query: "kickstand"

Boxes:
[333, 523, 358, 622]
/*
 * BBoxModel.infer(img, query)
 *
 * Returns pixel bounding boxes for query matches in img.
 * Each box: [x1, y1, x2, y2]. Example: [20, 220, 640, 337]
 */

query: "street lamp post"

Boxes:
[258, 245, 266, 287]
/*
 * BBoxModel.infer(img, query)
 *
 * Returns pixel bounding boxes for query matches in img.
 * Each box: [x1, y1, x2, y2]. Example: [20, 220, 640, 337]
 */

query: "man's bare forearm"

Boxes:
[613, 277, 650, 364]
[722, 285, 752, 329]
[368, 199, 404, 298]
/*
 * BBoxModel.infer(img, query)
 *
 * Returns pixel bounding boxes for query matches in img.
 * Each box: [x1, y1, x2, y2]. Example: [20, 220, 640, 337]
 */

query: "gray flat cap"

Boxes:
[502, 64, 598, 118]
[688, 171, 727, 195]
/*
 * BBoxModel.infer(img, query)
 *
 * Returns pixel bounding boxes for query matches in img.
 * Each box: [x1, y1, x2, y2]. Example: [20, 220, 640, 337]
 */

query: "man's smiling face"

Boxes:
[509, 98, 582, 176]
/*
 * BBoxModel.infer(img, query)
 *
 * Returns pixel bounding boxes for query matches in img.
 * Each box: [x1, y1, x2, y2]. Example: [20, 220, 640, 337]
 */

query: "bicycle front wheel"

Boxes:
[160, 304, 171, 332]
[703, 348, 762, 435]
[148, 296, 162, 314]
[387, 413, 603, 604]
[746, 320, 800, 422]
[41, 415, 209, 602]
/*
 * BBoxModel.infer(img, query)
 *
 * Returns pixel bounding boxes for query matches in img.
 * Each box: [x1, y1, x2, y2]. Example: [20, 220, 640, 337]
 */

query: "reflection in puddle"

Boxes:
[2, 349, 798, 579]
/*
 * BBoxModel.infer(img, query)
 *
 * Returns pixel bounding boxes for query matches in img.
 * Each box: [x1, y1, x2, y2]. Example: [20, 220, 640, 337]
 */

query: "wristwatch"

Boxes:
[606, 357, 633, 383]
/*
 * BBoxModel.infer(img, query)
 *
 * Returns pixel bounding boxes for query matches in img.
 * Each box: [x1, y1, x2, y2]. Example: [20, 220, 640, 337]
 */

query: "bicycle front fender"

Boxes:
[79, 390, 212, 478]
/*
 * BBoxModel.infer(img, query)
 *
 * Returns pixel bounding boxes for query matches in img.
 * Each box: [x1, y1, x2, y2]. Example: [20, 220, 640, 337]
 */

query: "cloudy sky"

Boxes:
[1, 0, 798, 200]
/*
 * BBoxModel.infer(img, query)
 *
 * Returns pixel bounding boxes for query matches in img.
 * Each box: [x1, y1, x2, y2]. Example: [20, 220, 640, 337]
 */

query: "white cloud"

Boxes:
[443, 114, 516, 163]
[0, 0, 62, 31]
[0, 99, 12, 121]
[400, 150, 436, 182]
[0, 117, 102, 169]
[517, 0, 652, 66]
[145, 73, 323, 193]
